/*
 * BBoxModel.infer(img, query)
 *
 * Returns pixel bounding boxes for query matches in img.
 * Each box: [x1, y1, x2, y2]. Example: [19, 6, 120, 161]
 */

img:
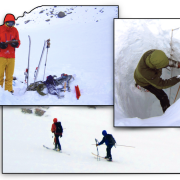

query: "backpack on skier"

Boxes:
[55, 122, 63, 134]
[106, 134, 116, 146]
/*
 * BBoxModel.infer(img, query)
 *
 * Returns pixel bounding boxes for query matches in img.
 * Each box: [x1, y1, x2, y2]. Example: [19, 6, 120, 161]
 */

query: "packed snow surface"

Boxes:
[115, 19, 180, 126]
[0, 6, 118, 105]
[3, 106, 180, 173]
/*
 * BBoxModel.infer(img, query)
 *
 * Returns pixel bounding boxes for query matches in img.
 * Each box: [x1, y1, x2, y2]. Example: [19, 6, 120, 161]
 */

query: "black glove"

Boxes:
[0, 42, 8, 49]
[60, 135, 62, 138]
[11, 40, 19, 48]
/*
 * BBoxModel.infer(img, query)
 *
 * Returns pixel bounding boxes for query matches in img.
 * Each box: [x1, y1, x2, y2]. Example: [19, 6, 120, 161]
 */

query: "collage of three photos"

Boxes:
[2, 5, 180, 173]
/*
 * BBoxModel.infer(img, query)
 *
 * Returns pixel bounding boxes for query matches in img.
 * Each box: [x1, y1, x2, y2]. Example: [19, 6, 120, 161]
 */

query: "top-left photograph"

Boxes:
[0, 5, 118, 105]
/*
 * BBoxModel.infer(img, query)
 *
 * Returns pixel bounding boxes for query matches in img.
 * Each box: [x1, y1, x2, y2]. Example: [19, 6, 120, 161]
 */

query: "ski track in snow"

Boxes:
[115, 19, 180, 126]
[0, 6, 118, 105]
[3, 106, 180, 173]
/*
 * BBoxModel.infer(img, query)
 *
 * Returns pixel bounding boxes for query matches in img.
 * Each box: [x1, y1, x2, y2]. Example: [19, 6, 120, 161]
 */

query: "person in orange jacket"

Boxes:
[51, 118, 63, 151]
[0, 14, 21, 93]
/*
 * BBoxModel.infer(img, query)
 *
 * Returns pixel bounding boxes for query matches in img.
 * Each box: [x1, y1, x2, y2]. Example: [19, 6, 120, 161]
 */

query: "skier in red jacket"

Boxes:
[51, 118, 63, 151]
[0, 14, 21, 93]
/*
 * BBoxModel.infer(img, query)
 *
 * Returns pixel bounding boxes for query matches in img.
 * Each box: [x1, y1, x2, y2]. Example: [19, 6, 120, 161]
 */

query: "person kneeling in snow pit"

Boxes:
[0, 14, 20, 94]
[96, 130, 116, 162]
[51, 118, 63, 151]
[134, 49, 180, 113]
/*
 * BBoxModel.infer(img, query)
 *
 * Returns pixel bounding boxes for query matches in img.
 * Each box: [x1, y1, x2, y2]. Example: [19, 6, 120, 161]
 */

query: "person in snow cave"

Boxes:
[134, 49, 180, 113]
[96, 130, 116, 161]
[51, 118, 63, 151]
[0, 14, 20, 94]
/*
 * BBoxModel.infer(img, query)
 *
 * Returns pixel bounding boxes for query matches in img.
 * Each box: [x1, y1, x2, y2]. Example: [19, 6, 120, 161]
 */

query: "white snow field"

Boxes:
[0, 6, 118, 105]
[115, 19, 180, 126]
[3, 106, 180, 173]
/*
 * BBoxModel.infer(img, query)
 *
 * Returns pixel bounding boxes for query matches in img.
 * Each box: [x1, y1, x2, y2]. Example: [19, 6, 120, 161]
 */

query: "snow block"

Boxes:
[35, 108, 46, 116]
[75, 85, 81, 100]
[21, 108, 33, 114]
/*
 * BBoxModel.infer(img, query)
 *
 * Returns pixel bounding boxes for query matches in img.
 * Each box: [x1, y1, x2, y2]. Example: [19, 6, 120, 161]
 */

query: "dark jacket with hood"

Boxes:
[134, 49, 180, 89]
[98, 130, 116, 146]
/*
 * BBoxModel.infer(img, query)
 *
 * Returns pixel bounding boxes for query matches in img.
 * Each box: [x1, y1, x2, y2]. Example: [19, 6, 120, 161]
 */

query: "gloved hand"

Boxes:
[0, 42, 8, 49]
[11, 39, 19, 48]
[60, 135, 62, 138]
[96, 144, 98, 147]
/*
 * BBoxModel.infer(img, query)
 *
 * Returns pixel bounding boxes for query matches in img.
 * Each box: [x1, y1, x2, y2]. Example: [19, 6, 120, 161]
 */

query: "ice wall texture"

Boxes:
[115, 19, 180, 119]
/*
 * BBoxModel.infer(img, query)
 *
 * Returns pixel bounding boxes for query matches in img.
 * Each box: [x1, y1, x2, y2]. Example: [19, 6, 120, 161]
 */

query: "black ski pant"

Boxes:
[143, 85, 170, 113]
[55, 134, 61, 150]
[106, 145, 113, 159]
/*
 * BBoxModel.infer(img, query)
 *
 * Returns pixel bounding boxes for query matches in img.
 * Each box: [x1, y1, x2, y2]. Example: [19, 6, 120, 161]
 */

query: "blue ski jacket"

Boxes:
[98, 130, 115, 146]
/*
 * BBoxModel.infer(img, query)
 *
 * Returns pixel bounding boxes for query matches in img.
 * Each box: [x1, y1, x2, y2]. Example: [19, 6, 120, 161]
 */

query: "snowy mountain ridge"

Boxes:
[0, 6, 118, 105]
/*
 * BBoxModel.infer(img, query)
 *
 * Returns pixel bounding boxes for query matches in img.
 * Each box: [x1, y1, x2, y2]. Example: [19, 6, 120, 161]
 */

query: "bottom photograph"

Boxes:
[2, 106, 180, 173]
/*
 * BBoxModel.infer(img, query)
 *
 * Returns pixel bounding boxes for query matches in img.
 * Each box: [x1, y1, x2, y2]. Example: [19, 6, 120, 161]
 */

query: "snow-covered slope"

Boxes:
[3, 106, 180, 173]
[115, 19, 180, 126]
[0, 6, 118, 105]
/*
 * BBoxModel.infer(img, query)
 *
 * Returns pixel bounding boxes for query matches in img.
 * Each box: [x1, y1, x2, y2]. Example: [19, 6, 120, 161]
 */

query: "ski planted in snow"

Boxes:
[34, 39, 50, 82]
[26, 35, 31, 87]
[43, 145, 70, 155]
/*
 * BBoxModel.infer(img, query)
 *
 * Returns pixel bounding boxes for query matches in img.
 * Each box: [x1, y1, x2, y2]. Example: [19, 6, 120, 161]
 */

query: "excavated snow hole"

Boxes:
[115, 19, 180, 119]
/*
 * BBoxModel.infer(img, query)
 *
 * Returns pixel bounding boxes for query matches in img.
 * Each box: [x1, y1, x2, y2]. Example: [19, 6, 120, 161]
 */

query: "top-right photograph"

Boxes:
[114, 19, 180, 127]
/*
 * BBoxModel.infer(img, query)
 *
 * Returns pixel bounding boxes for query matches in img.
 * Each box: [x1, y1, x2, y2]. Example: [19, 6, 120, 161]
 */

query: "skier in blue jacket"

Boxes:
[96, 130, 116, 161]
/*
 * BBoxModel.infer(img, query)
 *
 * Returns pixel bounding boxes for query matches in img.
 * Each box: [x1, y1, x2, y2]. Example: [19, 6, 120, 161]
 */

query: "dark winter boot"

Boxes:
[107, 157, 112, 162]
[104, 156, 109, 159]
[58, 144, 61, 151]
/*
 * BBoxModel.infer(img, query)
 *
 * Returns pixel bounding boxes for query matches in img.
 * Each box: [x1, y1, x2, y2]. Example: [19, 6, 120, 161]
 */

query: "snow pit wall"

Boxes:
[115, 19, 180, 119]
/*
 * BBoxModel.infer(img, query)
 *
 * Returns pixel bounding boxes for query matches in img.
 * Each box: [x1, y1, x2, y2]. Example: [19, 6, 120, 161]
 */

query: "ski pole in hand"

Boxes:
[95, 138, 100, 161]
[52, 133, 55, 145]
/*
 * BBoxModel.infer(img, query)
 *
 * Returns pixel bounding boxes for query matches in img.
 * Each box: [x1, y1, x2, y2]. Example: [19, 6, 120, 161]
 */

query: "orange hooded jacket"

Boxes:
[0, 14, 21, 58]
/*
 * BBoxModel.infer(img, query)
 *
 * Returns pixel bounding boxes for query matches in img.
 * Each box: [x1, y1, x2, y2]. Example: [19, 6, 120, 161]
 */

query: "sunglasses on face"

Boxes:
[5, 21, 15, 27]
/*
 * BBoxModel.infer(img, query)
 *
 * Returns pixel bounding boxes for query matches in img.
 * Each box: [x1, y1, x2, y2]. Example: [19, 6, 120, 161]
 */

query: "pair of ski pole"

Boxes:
[26, 36, 50, 87]
[34, 38, 50, 82]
